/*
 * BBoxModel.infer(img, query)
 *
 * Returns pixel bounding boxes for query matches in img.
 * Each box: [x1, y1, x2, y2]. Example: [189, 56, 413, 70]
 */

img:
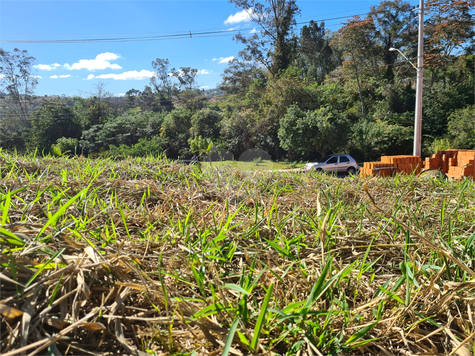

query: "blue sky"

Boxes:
[0, 0, 419, 97]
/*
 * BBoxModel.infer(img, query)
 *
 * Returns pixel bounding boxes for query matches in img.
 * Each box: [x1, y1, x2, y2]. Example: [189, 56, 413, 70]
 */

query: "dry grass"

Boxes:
[1, 151, 475, 356]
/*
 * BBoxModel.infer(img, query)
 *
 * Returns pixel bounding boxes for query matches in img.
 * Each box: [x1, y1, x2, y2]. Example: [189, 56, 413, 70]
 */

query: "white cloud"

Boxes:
[50, 75, 58, 78]
[199, 69, 211, 75]
[93, 70, 155, 80]
[117, 93, 126, 97]
[212, 56, 235, 64]
[34, 64, 58, 71]
[200, 86, 209, 89]
[250, 27, 258, 34]
[65, 52, 122, 71]
[50, 74, 70, 79]
[0, 74, 4, 78]
[96, 53, 120, 61]
[32, 75, 42, 79]
[224, 9, 254, 25]
[87, 74, 95, 80]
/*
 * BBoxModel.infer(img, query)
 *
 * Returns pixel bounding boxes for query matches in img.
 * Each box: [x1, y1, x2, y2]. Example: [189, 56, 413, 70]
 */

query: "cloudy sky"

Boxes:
[0, 0, 418, 97]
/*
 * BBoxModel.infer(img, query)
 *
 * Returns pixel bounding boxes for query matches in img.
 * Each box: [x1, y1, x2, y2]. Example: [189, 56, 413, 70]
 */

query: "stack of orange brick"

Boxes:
[360, 155, 422, 177]
[425, 149, 475, 179]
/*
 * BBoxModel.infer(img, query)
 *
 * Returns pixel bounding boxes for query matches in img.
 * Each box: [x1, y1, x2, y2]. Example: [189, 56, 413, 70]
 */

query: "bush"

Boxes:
[448, 105, 475, 149]
[108, 136, 164, 158]
[52, 137, 79, 156]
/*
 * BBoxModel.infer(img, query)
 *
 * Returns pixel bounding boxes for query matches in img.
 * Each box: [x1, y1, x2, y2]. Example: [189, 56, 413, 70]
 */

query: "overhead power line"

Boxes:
[0, 13, 368, 44]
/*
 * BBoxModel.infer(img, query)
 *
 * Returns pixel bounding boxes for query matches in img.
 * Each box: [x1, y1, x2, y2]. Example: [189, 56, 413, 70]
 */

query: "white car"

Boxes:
[304, 154, 359, 175]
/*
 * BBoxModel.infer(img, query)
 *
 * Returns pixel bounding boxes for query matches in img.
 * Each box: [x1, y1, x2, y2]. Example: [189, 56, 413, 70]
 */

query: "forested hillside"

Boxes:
[1, 0, 473, 162]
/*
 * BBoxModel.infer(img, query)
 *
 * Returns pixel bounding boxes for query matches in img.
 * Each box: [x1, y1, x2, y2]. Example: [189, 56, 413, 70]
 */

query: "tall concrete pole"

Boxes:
[414, 0, 424, 157]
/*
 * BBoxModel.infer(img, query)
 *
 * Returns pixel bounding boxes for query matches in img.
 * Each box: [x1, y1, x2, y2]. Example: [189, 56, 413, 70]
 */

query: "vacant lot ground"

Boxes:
[201, 159, 302, 171]
[1, 152, 475, 355]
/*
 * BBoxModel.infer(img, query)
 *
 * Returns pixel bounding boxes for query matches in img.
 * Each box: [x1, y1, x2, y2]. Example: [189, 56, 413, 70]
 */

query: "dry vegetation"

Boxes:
[1, 151, 475, 356]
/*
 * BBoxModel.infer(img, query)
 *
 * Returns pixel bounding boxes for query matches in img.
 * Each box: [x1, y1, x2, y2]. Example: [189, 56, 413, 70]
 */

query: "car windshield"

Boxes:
[317, 155, 332, 163]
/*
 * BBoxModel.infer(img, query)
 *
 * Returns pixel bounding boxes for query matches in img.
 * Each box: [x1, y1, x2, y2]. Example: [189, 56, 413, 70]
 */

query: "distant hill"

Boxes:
[202, 88, 225, 97]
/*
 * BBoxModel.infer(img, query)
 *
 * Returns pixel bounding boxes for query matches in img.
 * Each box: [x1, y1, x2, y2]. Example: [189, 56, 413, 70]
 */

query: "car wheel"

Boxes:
[315, 168, 323, 173]
[347, 167, 356, 175]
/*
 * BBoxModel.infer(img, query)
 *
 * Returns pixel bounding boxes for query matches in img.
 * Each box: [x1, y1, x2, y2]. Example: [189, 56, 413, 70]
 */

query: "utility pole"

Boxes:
[414, 0, 424, 157]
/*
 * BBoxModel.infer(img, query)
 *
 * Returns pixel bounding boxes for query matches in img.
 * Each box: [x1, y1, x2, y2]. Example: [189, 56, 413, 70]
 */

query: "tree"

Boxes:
[74, 83, 115, 130]
[278, 105, 349, 159]
[0, 48, 38, 150]
[0, 48, 38, 122]
[140, 85, 163, 112]
[219, 58, 266, 94]
[150, 59, 200, 109]
[172, 67, 199, 93]
[297, 21, 339, 82]
[125, 88, 141, 108]
[150, 58, 175, 100]
[220, 109, 256, 158]
[230, 0, 300, 76]
[422, 82, 473, 137]
[160, 108, 193, 158]
[447, 105, 475, 149]
[80, 108, 164, 154]
[425, 0, 475, 67]
[368, 0, 417, 80]
[190, 108, 222, 140]
[332, 16, 379, 116]
[348, 117, 412, 162]
[29, 99, 82, 153]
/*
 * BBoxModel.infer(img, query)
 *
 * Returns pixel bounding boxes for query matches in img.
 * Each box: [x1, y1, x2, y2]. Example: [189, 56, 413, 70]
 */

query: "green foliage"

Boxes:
[0, 123, 28, 152]
[448, 105, 475, 149]
[230, 0, 300, 76]
[188, 136, 213, 157]
[108, 136, 164, 158]
[369, 0, 417, 80]
[29, 99, 82, 154]
[297, 20, 340, 82]
[74, 96, 114, 130]
[0, 48, 38, 121]
[190, 108, 222, 141]
[220, 110, 256, 158]
[278, 105, 349, 160]
[4, 12, 474, 162]
[160, 108, 193, 158]
[80, 108, 165, 154]
[423, 83, 474, 137]
[349, 117, 412, 162]
[52, 137, 79, 156]
[423, 137, 453, 157]
[219, 58, 266, 94]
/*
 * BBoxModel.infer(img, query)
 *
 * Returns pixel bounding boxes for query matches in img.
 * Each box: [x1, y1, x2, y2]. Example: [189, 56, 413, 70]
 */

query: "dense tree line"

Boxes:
[1, 0, 473, 162]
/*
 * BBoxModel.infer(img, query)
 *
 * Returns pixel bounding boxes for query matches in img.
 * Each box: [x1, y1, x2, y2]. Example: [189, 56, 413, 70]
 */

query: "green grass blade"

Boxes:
[25, 248, 66, 288]
[222, 318, 240, 356]
[223, 283, 250, 295]
[343, 322, 377, 347]
[37, 188, 88, 239]
[0, 227, 25, 246]
[251, 282, 274, 352]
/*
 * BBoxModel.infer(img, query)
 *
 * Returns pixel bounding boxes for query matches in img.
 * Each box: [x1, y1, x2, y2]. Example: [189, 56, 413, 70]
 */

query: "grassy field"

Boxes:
[200, 159, 303, 171]
[1, 151, 475, 356]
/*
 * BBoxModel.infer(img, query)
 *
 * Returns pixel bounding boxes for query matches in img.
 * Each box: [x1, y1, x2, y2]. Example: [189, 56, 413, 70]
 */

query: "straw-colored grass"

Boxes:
[1, 150, 475, 356]
[200, 159, 302, 171]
